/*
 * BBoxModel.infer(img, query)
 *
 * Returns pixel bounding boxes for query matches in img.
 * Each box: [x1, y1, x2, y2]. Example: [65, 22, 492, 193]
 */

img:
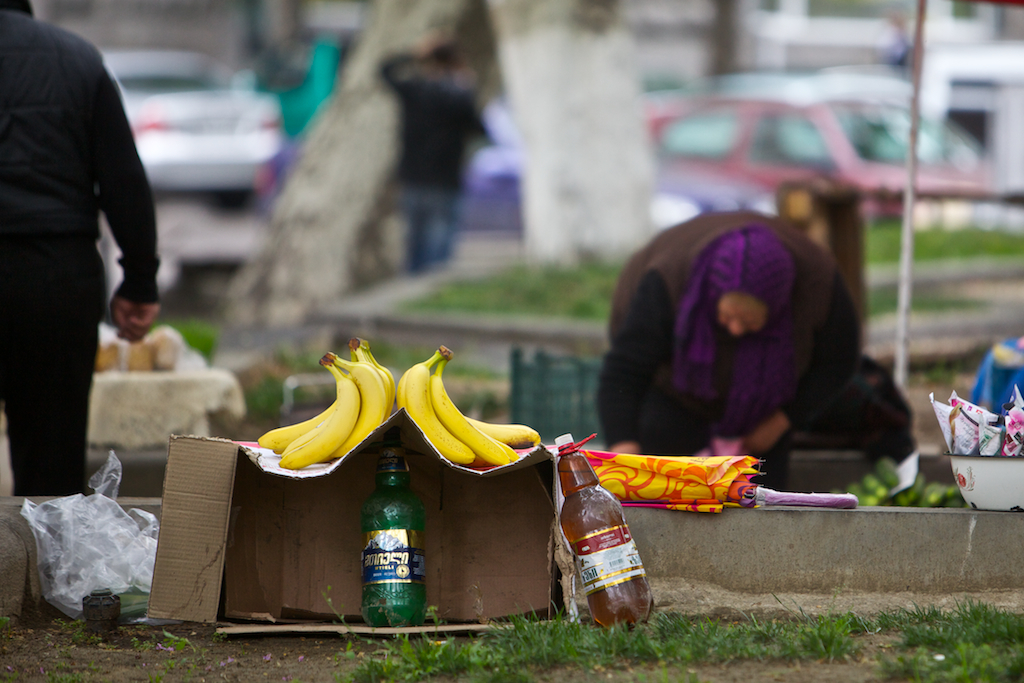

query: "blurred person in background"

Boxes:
[597, 212, 860, 491]
[0, 0, 160, 495]
[381, 32, 486, 274]
[877, 11, 912, 71]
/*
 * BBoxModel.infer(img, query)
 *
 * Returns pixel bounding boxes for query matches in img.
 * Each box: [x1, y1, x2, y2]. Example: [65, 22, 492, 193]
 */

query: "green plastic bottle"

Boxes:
[360, 429, 427, 627]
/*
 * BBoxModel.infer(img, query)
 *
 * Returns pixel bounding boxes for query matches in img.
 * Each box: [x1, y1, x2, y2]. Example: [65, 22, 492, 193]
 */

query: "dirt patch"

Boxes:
[1, 619, 901, 682]
[2, 620, 371, 681]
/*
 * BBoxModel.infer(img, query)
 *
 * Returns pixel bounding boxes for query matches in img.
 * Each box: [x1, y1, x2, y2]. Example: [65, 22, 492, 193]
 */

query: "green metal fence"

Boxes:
[509, 348, 604, 445]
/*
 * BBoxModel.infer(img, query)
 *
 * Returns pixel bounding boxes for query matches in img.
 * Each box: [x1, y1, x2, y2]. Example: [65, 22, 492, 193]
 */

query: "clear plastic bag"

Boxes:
[19, 452, 159, 620]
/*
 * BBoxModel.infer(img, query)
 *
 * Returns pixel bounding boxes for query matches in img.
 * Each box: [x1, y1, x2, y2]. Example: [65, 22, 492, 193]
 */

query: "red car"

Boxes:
[646, 71, 992, 218]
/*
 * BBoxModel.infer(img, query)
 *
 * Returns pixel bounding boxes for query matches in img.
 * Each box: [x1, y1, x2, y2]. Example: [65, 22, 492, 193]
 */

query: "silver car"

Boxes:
[103, 49, 284, 204]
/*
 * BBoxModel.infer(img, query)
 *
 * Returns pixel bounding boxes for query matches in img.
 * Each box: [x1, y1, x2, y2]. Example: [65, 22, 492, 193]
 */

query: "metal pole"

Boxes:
[893, 0, 928, 388]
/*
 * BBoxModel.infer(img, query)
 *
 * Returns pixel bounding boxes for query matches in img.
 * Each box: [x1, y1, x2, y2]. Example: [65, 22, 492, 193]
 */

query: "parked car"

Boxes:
[103, 49, 284, 206]
[254, 97, 774, 232]
[646, 71, 992, 218]
[458, 98, 774, 235]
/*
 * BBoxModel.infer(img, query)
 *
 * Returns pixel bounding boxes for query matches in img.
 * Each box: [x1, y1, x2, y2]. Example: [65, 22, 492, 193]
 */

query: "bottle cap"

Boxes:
[554, 434, 575, 448]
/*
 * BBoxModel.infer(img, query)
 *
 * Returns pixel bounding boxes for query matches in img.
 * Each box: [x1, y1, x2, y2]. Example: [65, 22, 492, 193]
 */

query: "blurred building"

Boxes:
[35, 0, 1024, 190]
[627, 0, 1024, 88]
[36, 0, 1024, 84]
[31, 0, 247, 67]
[744, 0, 1024, 71]
[30, 0, 359, 71]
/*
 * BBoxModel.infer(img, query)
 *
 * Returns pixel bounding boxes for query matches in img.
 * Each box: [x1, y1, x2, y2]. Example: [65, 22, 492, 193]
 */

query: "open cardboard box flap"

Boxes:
[148, 410, 565, 626]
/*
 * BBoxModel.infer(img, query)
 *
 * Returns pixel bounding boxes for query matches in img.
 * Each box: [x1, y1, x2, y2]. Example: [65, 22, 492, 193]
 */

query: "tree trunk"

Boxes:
[490, 0, 655, 264]
[710, 0, 738, 76]
[264, 0, 303, 49]
[225, 0, 497, 326]
[226, 0, 652, 326]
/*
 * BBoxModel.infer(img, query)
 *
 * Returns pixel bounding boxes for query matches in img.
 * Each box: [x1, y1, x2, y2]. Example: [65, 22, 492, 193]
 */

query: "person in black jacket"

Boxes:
[598, 211, 860, 491]
[0, 0, 161, 495]
[381, 33, 486, 274]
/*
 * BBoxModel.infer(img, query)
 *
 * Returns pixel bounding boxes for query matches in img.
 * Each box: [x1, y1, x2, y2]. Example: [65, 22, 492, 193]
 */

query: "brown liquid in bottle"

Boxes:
[557, 435, 653, 627]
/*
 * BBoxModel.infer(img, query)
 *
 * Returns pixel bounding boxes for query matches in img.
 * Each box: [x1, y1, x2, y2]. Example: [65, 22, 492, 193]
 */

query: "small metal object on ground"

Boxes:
[83, 588, 120, 633]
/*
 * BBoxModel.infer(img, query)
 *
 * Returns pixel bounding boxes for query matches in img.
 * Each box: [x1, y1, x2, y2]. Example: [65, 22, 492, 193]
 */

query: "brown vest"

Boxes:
[609, 211, 840, 407]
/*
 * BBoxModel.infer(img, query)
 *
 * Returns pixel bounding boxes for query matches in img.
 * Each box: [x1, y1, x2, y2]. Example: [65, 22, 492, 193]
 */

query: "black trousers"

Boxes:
[636, 387, 792, 492]
[0, 235, 106, 496]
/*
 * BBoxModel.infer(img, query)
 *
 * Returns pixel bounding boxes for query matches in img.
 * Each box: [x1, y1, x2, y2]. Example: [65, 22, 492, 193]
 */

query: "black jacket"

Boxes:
[381, 54, 485, 190]
[0, 1, 159, 302]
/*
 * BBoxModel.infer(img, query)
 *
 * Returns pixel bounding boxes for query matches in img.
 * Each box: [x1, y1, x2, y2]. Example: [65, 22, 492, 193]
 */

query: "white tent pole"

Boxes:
[894, 0, 928, 389]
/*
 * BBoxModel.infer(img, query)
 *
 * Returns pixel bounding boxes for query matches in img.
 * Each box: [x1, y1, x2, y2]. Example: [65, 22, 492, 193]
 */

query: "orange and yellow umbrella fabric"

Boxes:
[583, 449, 761, 513]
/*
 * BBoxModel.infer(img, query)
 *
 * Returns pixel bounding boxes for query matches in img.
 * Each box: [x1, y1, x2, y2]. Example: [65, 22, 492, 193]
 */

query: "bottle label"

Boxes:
[377, 449, 408, 473]
[571, 525, 646, 596]
[362, 529, 425, 585]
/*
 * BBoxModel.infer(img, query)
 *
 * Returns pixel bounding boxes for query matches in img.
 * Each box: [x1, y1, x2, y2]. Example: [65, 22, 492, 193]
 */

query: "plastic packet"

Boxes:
[930, 393, 954, 454]
[949, 391, 999, 455]
[19, 452, 159, 620]
[979, 420, 1005, 456]
[1004, 406, 1024, 457]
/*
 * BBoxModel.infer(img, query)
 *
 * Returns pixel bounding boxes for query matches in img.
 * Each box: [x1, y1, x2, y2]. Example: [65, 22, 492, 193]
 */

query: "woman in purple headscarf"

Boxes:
[598, 211, 861, 491]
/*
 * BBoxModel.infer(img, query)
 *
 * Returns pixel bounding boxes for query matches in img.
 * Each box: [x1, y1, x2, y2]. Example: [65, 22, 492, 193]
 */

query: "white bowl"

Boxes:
[949, 454, 1024, 511]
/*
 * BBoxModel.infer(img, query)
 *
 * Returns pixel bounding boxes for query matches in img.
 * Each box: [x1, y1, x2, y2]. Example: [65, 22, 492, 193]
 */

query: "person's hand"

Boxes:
[608, 440, 642, 455]
[110, 295, 160, 342]
[742, 410, 791, 454]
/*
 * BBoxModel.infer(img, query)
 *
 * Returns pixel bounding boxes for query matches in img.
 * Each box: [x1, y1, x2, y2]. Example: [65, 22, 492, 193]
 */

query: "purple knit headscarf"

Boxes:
[671, 225, 797, 437]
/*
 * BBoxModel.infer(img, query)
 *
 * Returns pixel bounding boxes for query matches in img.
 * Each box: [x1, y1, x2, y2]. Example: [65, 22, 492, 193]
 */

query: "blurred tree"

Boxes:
[710, 0, 739, 75]
[226, 0, 498, 326]
[226, 0, 653, 326]
[491, 0, 654, 265]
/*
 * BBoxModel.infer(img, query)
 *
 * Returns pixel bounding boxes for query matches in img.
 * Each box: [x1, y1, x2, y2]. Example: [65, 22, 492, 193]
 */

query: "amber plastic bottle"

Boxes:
[556, 433, 653, 627]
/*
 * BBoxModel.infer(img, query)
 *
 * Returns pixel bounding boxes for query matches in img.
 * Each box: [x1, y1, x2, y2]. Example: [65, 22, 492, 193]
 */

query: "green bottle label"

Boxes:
[362, 529, 425, 585]
[377, 449, 408, 473]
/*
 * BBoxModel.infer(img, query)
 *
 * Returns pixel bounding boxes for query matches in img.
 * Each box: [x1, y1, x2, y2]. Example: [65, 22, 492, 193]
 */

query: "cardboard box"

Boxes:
[147, 410, 565, 625]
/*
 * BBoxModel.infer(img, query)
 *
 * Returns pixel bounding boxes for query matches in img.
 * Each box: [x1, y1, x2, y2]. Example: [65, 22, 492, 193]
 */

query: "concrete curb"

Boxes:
[6, 496, 1024, 624]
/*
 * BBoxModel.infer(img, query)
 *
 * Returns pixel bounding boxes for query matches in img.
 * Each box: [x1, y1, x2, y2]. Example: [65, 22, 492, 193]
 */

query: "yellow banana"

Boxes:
[466, 417, 541, 450]
[397, 349, 476, 465]
[429, 348, 517, 466]
[257, 401, 335, 454]
[328, 352, 390, 456]
[349, 337, 395, 413]
[279, 360, 361, 470]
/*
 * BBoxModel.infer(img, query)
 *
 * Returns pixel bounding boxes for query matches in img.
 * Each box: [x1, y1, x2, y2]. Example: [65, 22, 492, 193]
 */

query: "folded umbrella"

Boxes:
[584, 448, 857, 512]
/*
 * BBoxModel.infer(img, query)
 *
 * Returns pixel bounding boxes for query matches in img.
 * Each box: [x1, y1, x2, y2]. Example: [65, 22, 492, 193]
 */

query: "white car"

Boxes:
[103, 50, 284, 205]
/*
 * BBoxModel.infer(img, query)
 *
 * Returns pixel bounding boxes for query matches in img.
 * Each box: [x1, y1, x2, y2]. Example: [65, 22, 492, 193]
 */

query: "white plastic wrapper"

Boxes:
[949, 391, 999, 456]
[19, 452, 159, 619]
[930, 393, 954, 454]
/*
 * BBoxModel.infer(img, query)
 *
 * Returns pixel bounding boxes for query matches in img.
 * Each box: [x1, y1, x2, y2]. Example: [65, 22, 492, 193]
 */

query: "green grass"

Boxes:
[159, 318, 220, 361]
[400, 223, 1024, 323]
[336, 601, 1024, 683]
[221, 222, 1024, 420]
[398, 261, 622, 321]
[867, 287, 982, 318]
[867, 220, 1024, 264]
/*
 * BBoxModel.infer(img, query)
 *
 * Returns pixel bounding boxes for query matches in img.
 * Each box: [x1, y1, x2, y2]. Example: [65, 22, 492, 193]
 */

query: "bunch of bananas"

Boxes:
[257, 341, 542, 471]
[257, 338, 396, 470]
[397, 345, 541, 467]
[839, 457, 965, 508]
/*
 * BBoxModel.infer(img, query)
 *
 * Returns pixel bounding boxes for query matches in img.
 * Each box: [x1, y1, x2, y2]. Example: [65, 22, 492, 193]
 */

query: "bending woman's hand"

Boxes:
[742, 410, 791, 455]
[608, 440, 642, 455]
